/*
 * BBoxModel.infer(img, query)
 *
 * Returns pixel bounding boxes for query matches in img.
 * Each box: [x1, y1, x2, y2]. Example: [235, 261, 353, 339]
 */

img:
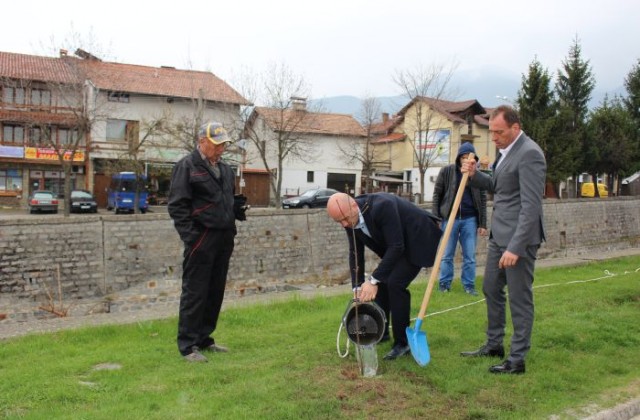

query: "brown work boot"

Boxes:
[183, 347, 208, 363]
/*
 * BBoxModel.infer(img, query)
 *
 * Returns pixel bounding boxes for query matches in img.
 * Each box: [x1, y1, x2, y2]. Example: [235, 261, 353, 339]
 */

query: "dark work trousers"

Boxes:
[483, 239, 538, 363]
[374, 254, 421, 347]
[178, 228, 235, 355]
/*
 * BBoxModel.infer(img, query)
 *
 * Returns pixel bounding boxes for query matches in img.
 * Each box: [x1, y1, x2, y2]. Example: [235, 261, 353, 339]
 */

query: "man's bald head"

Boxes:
[327, 193, 359, 228]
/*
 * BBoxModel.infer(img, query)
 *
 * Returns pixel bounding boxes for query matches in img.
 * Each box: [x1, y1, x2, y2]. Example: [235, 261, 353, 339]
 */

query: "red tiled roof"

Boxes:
[79, 59, 249, 105]
[0, 51, 249, 106]
[255, 107, 366, 137]
[392, 97, 487, 128]
[242, 168, 270, 174]
[0, 52, 78, 84]
[372, 132, 406, 144]
[371, 114, 401, 135]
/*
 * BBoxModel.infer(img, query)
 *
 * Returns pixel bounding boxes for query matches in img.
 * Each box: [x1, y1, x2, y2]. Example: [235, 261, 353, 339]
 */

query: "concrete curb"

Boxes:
[583, 398, 640, 420]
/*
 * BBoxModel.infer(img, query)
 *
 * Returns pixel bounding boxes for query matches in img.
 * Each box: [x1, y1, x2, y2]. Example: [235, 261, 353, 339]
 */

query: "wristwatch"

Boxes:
[368, 276, 380, 285]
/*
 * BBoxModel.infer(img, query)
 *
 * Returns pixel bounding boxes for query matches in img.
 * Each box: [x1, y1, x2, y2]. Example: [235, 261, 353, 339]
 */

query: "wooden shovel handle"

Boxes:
[416, 153, 475, 320]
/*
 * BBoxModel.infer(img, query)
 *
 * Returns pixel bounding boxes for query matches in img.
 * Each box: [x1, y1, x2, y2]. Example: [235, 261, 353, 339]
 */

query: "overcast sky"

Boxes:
[2, 0, 638, 103]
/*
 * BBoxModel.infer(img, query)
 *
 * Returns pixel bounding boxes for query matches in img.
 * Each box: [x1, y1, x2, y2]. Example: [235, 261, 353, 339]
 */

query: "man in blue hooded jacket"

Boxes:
[432, 142, 487, 295]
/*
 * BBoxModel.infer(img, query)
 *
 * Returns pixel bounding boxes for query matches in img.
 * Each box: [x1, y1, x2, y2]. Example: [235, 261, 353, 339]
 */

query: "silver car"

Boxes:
[28, 190, 59, 214]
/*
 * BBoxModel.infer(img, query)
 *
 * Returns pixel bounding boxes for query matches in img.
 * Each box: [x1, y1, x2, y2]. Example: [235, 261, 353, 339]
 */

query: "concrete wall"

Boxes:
[1, 197, 639, 305]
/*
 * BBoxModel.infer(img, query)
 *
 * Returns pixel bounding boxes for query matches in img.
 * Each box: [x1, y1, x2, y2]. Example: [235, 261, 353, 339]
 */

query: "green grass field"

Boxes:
[1, 256, 639, 419]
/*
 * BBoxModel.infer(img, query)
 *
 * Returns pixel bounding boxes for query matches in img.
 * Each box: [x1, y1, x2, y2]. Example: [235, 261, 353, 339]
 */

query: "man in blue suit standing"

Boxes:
[327, 192, 442, 360]
[460, 105, 546, 374]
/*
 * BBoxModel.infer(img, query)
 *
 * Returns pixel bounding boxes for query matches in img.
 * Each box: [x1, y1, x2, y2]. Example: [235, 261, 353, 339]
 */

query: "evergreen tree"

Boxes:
[516, 58, 574, 196]
[556, 37, 596, 127]
[555, 36, 596, 184]
[586, 97, 637, 195]
[623, 58, 640, 174]
[623, 58, 640, 128]
[517, 58, 555, 147]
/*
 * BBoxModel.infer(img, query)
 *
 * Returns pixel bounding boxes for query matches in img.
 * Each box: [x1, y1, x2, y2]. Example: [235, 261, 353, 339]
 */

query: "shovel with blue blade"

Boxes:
[406, 153, 474, 366]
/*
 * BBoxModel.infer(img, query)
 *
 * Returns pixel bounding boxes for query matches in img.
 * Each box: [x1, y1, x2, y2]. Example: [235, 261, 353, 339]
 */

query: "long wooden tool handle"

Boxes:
[416, 153, 475, 320]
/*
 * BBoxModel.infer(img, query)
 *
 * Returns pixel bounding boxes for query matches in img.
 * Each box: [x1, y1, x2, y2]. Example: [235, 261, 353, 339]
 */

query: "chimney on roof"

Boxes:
[59, 49, 68, 57]
[382, 113, 389, 123]
[291, 96, 307, 112]
[74, 48, 101, 61]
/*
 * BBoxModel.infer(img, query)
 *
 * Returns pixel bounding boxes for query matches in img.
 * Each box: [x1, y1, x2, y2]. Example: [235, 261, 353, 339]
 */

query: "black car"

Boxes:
[282, 188, 339, 209]
[28, 190, 59, 214]
[70, 190, 98, 213]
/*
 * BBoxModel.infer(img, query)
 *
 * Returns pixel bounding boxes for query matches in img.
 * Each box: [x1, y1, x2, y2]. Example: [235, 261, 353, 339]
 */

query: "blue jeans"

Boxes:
[438, 217, 478, 290]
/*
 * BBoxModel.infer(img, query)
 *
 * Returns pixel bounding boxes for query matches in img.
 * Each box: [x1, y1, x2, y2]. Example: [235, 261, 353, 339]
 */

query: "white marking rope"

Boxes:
[336, 267, 640, 358]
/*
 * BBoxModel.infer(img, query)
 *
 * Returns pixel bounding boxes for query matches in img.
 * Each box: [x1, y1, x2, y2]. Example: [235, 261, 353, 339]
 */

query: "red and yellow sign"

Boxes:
[24, 147, 85, 162]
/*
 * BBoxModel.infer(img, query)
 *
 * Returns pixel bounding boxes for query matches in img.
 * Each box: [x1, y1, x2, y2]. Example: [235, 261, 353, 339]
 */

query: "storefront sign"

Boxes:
[0, 146, 24, 158]
[24, 147, 85, 162]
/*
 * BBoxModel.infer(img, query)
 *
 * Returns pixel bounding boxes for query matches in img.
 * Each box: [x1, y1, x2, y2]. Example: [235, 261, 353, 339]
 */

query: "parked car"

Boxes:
[28, 190, 59, 214]
[282, 188, 339, 209]
[581, 182, 609, 198]
[70, 190, 98, 213]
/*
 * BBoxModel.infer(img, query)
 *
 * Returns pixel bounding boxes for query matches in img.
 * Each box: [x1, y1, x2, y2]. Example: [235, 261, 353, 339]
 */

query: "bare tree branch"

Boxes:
[392, 61, 458, 202]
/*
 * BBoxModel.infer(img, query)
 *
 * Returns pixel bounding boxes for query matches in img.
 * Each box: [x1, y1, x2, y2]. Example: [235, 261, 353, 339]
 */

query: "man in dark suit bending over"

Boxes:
[327, 192, 442, 360]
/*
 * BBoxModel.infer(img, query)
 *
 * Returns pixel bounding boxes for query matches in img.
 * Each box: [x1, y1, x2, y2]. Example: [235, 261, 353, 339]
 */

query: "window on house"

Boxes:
[106, 119, 127, 141]
[29, 127, 46, 146]
[108, 91, 130, 103]
[0, 168, 23, 192]
[2, 86, 25, 105]
[58, 128, 79, 146]
[31, 89, 51, 106]
[307, 171, 314, 183]
[106, 119, 139, 150]
[2, 125, 24, 145]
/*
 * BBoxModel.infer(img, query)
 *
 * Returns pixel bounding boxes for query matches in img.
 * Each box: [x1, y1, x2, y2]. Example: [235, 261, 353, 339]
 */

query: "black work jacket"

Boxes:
[168, 149, 236, 245]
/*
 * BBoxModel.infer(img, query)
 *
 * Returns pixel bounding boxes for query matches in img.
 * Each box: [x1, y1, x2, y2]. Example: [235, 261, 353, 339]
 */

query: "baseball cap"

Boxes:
[198, 121, 231, 145]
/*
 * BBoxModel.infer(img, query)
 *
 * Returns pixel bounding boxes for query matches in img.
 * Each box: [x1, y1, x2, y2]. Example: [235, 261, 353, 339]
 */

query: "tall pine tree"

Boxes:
[516, 58, 569, 196]
[623, 58, 640, 174]
[555, 36, 596, 192]
[623, 58, 640, 129]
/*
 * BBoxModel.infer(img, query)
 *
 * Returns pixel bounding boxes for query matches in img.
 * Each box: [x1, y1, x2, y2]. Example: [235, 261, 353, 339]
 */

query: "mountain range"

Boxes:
[312, 69, 625, 119]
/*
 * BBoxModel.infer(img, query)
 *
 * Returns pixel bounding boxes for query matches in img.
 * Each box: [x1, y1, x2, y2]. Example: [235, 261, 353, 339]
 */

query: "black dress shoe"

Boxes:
[489, 360, 525, 374]
[383, 344, 411, 360]
[460, 344, 505, 358]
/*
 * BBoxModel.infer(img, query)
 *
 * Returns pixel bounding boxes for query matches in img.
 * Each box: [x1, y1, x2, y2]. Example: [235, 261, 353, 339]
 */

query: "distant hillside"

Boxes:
[310, 95, 407, 118]
[311, 69, 623, 119]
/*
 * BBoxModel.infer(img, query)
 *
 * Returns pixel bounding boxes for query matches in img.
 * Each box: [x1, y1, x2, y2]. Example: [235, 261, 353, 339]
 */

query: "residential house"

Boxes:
[371, 97, 494, 201]
[244, 98, 366, 205]
[0, 49, 249, 208]
[366, 112, 411, 196]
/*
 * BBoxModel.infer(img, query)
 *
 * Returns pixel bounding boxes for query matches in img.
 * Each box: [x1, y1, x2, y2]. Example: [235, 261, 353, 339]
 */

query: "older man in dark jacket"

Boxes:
[168, 121, 246, 363]
[432, 142, 487, 295]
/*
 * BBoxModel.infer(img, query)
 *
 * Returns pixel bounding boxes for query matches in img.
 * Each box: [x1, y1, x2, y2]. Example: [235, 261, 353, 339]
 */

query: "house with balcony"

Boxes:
[0, 49, 249, 208]
[371, 97, 494, 201]
[244, 97, 366, 205]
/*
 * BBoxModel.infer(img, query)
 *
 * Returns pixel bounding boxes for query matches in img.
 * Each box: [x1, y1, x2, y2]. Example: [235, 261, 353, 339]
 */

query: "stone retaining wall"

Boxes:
[1, 197, 639, 306]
